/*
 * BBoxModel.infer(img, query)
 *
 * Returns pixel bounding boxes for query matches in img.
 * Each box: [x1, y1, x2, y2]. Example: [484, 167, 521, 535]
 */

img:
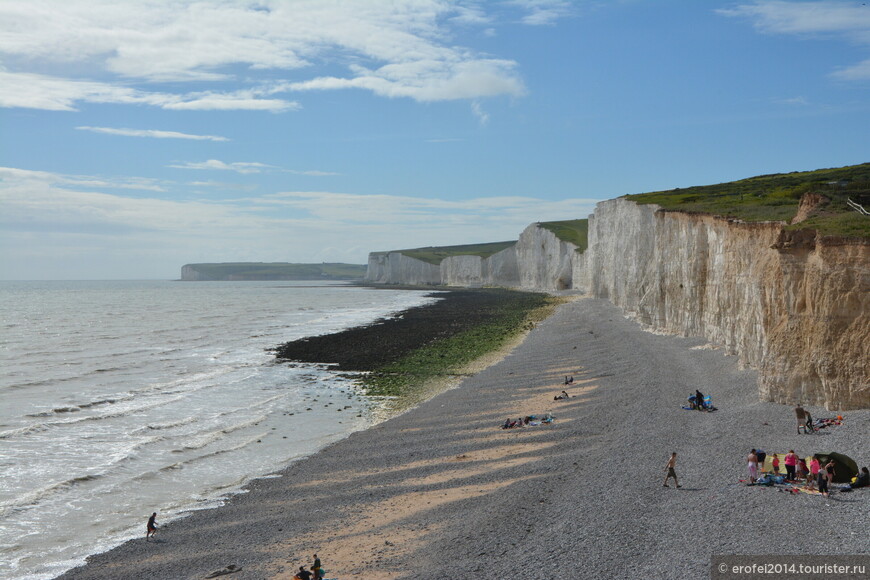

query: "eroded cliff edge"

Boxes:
[583, 198, 869, 410]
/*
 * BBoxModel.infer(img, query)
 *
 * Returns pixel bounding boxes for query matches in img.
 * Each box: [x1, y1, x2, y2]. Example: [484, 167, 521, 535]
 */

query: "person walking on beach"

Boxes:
[663, 452, 681, 488]
[747, 449, 758, 483]
[146, 512, 158, 539]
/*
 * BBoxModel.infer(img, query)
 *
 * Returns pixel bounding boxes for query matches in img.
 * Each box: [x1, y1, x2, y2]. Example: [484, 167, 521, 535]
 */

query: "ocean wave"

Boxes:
[0, 474, 103, 515]
[174, 414, 269, 452]
[130, 416, 198, 434]
[0, 423, 47, 439]
[170, 431, 271, 466]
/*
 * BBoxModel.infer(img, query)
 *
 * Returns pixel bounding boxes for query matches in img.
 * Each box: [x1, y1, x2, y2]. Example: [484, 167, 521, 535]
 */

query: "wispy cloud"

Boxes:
[718, 1, 870, 80]
[168, 159, 337, 176]
[509, 0, 575, 26]
[0, 166, 165, 192]
[471, 101, 490, 125]
[0, 71, 299, 112]
[77, 126, 230, 141]
[0, 1, 546, 112]
[168, 160, 274, 174]
[773, 96, 809, 105]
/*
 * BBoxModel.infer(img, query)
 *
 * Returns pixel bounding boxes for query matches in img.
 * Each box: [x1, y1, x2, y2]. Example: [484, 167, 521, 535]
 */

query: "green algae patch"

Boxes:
[362, 291, 558, 397]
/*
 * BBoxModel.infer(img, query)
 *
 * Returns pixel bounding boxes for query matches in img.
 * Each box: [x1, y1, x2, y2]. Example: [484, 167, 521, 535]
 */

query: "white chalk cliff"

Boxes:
[365, 198, 869, 409]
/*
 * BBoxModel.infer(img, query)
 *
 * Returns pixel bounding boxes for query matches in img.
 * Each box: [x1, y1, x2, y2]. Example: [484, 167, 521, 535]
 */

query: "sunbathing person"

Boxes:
[849, 467, 870, 489]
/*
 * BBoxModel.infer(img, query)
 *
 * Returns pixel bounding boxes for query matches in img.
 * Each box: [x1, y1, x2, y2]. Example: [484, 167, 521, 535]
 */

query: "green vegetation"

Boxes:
[362, 291, 557, 397]
[393, 241, 517, 265]
[183, 262, 367, 280]
[626, 163, 870, 238]
[539, 219, 589, 252]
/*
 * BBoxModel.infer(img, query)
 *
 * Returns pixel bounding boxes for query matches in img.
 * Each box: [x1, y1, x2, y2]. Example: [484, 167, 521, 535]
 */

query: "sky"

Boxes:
[1, 0, 869, 280]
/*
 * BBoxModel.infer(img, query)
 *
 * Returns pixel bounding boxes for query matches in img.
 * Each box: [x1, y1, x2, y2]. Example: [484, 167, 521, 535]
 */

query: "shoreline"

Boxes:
[57, 297, 869, 579]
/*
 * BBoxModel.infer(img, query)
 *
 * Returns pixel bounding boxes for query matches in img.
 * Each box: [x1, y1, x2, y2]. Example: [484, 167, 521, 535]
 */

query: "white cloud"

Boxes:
[832, 58, 870, 80]
[168, 160, 274, 174]
[0, 70, 299, 112]
[773, 96, 809, 105]
[509, 0, 575, 26]
[169, 160, 339, 176]
[717, 1, 870, 38]
[718, 1, 870, 80]
[0, 166, 165, 192]
[471, 101, 490, 125]
[0, 1, 534, 111]
[77, 126, 230, 141]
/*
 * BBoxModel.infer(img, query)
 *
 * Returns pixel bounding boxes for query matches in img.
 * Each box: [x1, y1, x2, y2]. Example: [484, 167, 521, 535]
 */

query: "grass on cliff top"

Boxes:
[389, 241, 517, 265]
[538, 219, 589, 252]
[625, 162, 870, 239]
[362, 291, 557, 397]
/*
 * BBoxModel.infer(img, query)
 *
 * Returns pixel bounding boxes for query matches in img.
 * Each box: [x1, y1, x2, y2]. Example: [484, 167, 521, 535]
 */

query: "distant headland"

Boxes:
[180, 262, 367, 281]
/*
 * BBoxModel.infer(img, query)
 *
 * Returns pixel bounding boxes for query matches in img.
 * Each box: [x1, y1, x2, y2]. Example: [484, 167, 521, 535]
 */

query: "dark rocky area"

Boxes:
[273, 287, 544, 371]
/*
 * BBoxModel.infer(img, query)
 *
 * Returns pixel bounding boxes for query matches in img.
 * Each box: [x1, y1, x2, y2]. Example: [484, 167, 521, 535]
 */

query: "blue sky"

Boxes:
[1, 0, 869, 280]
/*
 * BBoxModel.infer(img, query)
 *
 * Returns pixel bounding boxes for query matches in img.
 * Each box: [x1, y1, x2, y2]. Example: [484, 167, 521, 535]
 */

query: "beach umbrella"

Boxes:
[813, 452, 859, 483]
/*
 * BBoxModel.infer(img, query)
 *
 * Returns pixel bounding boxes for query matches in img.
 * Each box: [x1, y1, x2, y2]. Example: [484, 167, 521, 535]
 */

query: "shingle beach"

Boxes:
[57, 297, 870, 580]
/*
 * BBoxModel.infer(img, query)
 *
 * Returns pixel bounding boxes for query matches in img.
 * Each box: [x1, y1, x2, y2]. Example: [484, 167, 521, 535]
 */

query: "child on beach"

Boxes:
[771, 454, 780, 475]
[808, 457, 820, 490]
[146, 512, 158, 539]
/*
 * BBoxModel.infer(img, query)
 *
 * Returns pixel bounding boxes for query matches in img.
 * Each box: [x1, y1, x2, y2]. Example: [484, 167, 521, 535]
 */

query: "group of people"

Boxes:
[745, 449, 855, 497]
[294, 554, 324, 580]
[502, 413, 554, 429]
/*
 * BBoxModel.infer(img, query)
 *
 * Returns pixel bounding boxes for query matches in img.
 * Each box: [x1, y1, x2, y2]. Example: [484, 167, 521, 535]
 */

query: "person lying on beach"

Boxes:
[553, 390, 570, 401]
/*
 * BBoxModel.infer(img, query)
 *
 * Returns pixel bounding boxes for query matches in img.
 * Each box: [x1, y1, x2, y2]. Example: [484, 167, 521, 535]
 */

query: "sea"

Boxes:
[0, 280, 440, 580]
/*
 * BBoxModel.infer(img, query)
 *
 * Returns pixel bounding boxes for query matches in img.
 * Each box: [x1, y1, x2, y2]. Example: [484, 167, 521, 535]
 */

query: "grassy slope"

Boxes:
[626, 162, 870, 238]
[538, 219, 589, 252]
[185, 262, 367, 280]
[392, 241, 517, 265]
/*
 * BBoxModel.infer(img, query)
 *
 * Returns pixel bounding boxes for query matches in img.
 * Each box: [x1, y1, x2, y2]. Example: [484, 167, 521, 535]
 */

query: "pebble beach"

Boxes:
[57, 296, 870, 580]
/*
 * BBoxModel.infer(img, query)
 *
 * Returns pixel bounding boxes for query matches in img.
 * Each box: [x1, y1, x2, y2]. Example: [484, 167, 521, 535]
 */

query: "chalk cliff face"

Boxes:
[366, 225, 576, 291]
[584, 198, 869, 410]
[365, 198, 868, 409]
[515, 224, 577, 290]
[366, 252, 441, 285]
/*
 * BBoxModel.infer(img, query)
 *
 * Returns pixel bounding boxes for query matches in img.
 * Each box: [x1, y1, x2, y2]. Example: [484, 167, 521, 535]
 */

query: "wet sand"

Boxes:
[57, 297, 869, 580]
